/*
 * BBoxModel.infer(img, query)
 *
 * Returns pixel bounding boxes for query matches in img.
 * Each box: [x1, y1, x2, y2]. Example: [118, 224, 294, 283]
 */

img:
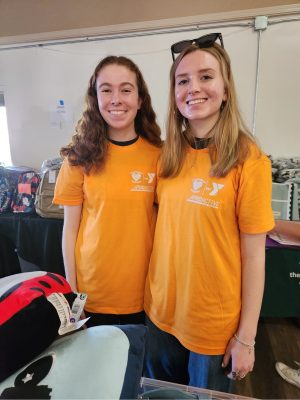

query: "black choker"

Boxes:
[109, 136, 139, 146]
[192, 137, 211, 150]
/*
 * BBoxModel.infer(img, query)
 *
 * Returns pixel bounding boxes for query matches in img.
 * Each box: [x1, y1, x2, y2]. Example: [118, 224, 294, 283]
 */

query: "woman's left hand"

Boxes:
[222, 336, 255, 380]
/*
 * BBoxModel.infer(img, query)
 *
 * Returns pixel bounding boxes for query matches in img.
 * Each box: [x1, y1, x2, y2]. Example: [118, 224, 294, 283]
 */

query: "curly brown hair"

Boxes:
[61, 56, 161, 174]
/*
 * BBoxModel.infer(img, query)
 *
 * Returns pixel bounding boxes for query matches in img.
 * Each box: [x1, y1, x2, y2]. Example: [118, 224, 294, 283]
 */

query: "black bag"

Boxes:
[0, 168, 14, 213]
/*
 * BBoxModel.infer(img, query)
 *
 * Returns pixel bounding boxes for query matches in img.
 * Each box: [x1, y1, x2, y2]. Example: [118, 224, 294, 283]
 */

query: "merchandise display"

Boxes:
[270, 156, 300, 220]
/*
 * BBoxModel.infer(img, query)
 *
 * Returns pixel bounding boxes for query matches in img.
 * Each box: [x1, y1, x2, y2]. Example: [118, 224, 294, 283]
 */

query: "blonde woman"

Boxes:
[144, 34, 274, 392]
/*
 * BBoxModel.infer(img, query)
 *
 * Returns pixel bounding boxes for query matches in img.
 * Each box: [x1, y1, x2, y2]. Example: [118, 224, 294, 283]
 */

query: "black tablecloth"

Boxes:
[0, 212, 64, 278]
[1, 213, 299, 317]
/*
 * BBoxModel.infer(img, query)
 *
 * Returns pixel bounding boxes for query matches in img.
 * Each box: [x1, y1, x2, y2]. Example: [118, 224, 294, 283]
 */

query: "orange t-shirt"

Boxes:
[144, 145, 274, 354]
[53, 137, 160, 313]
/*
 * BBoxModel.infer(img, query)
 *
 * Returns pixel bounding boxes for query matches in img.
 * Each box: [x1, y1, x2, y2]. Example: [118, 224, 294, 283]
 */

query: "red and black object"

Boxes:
[0, 272, 76, 382]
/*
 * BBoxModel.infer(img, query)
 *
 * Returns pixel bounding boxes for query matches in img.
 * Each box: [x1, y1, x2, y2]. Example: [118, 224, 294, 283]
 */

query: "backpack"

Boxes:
[0, 167, 14, 213]
[35, 161, 64, 219]
[0, 166, 34, 213]
[10, 170, 41, 213]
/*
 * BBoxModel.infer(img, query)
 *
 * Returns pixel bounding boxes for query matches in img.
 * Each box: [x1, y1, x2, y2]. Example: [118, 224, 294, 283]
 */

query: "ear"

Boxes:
[222, 87, 228, 102]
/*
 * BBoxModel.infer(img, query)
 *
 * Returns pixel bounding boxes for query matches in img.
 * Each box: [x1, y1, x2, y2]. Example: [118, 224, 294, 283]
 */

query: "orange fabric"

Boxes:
[54, 137, 160, 313]
[144, 145, 274, 354]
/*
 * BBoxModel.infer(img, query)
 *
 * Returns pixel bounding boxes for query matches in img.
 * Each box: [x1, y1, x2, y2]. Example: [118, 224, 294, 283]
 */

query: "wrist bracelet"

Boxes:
[234, 334, 255, 354]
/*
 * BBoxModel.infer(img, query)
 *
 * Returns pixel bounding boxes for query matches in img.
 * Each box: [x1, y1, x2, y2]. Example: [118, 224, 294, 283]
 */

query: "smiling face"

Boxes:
[96, 64, 141, 140]
[174, 49, 227, 137]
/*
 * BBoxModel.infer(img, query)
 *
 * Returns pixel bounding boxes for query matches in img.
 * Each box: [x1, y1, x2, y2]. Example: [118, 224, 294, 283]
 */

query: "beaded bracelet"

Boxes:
[234, 334, 255, 354]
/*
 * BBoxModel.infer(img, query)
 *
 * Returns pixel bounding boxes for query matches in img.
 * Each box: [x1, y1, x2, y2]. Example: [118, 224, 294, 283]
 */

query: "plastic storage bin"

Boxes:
[139, 377, 256, 400]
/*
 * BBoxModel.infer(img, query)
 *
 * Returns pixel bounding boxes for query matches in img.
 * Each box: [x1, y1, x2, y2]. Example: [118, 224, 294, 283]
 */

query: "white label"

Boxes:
[47, 292, 89, 335]
[48, 170, 56, 184]
[47, 292, 71, 334]
[70, 293, 87, 323]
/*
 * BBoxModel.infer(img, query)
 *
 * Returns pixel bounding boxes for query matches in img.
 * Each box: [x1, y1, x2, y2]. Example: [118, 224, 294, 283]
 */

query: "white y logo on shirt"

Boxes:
[187, 178, 224, 208]
[130, 171, 156, 192]
[209, 182, 224, 196]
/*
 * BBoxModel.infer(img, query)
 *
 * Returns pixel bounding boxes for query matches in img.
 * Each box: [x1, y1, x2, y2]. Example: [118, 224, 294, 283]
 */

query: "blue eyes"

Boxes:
[176, 75, 212, 86]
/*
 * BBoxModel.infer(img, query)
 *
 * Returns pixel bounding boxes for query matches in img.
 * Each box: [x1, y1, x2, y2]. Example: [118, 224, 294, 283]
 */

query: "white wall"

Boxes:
[256, 19, 300, 156]
[0, 17, 299, 169]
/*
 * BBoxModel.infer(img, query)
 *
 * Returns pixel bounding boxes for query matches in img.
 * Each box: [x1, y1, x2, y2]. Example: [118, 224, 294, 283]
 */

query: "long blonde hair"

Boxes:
[160, 44, 259, 178]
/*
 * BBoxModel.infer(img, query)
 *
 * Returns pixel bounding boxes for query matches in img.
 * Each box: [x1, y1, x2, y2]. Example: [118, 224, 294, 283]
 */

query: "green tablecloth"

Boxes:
[261, 247, 300, 317]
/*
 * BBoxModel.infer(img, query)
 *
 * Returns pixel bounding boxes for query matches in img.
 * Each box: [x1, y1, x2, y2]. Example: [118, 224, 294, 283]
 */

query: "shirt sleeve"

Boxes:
[53, 159, 84, 206]
[236, 154, 275, 234]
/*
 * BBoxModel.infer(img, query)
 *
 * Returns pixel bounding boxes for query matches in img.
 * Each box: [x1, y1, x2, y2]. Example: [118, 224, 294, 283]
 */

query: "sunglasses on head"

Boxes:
[171, 32, 224, 61]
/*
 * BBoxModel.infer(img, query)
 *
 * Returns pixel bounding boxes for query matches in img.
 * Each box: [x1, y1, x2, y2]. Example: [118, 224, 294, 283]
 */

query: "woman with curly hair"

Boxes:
[53, 56, 161, 326]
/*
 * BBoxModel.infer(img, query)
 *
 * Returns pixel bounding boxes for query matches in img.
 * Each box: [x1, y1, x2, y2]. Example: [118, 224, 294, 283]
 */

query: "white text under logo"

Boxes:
[130, 171, 155, 192]
[187, 178, 224, 208]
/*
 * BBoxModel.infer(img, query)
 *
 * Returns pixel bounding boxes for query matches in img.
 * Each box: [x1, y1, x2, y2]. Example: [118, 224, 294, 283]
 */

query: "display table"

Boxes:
[261, 241, 300, 317]
[1, 214, 299, 317]
[0, 213, 64, 278]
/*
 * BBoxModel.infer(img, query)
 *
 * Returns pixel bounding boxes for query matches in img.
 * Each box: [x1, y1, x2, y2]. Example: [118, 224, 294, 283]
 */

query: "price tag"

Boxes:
[48, 170, 56, 184]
